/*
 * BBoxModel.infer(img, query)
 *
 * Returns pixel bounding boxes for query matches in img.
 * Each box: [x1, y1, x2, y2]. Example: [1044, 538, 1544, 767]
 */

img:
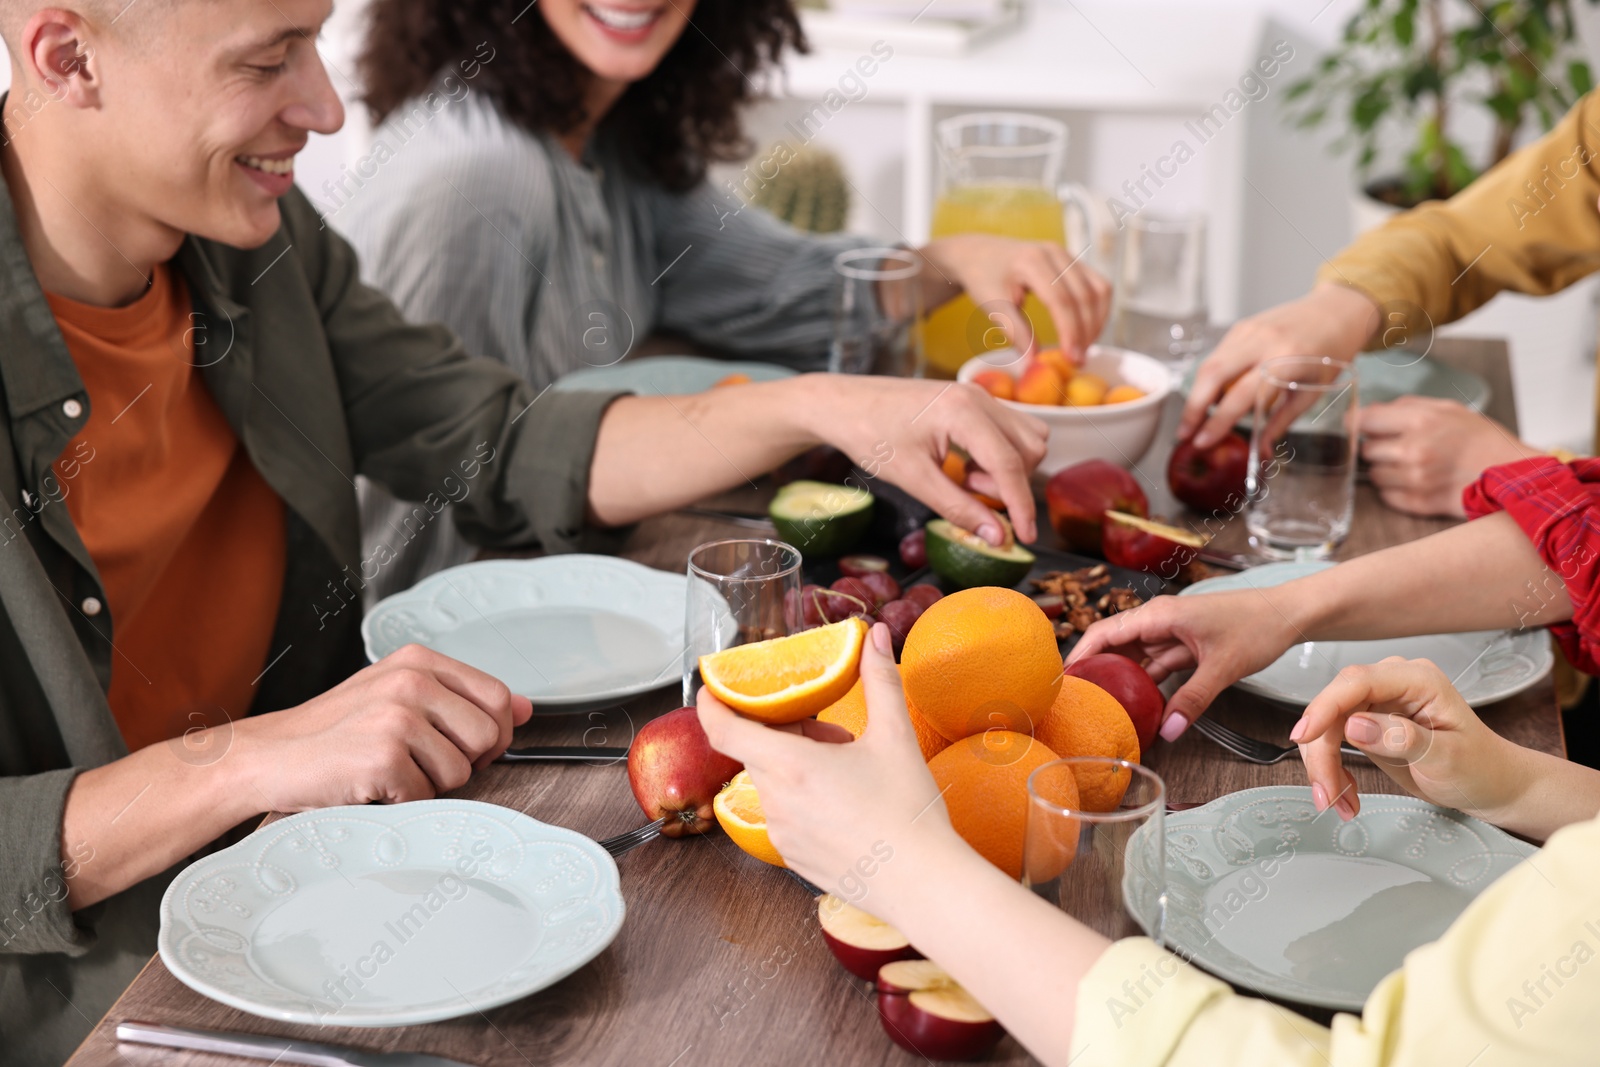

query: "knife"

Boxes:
[497, 745, 628, 762]
[116, 1021, 474, 1067]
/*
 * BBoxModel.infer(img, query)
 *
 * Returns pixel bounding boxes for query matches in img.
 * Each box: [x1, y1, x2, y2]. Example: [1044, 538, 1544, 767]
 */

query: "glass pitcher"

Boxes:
[924, 112, 1098, 378]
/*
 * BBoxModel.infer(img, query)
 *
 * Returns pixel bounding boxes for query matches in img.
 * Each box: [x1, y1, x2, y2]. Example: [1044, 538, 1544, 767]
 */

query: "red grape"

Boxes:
[838, 554, 891, 578]
[901, 584, 943, 612]
[855, 571, 901, 608]
[1032, 593, 1066, 620]
[877, 599, 921, 655]
[898, 529, 928, 569]
[831, 576, 880, 608]
[795, 583, 828, 627]
[816, 584, 872, 623]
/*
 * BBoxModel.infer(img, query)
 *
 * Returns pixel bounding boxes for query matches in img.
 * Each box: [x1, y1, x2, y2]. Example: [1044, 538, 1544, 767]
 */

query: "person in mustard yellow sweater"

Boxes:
[1182, 91, 1600, 518]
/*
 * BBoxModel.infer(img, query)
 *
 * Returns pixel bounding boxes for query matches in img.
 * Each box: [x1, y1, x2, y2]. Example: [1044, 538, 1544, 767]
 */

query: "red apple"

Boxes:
[877, 960, 1004, 1061]
[818, 894, 920, 980]
[1167, 432, 1250, 514]
[1045, 459, 1149, 554]
[1065, 652, 1165, 755]
[1100, 511, 1208, 578]
[626, 707, 744, 837]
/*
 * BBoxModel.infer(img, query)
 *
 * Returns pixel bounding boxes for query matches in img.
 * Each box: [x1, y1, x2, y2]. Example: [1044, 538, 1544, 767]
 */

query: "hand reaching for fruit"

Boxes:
[1068, 589, 1302, 741]
[696, 623, 966, 901]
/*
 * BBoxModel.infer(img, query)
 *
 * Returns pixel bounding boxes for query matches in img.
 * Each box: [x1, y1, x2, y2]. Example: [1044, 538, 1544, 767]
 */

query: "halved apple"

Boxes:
[876, 959, 1004, 1060]
[817, 894, 920, 981]
[1101, 510, 1209, 576]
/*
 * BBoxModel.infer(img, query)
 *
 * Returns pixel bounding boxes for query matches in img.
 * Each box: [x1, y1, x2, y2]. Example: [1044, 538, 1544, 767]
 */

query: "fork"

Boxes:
[1191, 715, 1366, 765]
[598, 819, 665, 858]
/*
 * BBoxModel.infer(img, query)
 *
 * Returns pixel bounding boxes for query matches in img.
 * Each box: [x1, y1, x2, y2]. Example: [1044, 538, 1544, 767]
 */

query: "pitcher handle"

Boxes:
[1058, 182, 1098, 265]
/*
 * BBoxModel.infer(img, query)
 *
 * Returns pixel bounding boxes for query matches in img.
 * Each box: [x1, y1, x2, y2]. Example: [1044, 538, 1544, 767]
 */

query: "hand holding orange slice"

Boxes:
[698, 617, 867, 724]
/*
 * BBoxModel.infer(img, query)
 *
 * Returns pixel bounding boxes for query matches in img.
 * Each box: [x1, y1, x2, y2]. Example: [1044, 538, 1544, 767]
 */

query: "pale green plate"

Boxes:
[160, 799, 624, 1026]
[1125, 786, 1534, 1011]
[552, 356, 795, 396]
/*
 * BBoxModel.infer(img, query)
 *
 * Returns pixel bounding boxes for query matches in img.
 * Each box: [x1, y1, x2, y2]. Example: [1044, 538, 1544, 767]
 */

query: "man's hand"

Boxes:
[239, 644, 532, 811]
[1290, 658, 1524, 824]
[1360, 396, 1541, 517]
[1180, 283, 1380, 448]
[800, 375, 1049, 545]
[1067, 591, 1302, 741]
[919, 234, 1113, 361]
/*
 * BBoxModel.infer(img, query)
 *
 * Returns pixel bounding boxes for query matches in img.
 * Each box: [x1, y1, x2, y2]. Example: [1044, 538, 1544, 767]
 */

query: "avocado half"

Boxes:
[769, 480, 875, 557]
[924, 518, 1035, 589]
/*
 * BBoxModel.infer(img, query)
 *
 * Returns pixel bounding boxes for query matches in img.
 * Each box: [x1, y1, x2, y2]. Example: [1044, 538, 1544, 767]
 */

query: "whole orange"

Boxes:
[927, 730, 1061, 878]
[816, 677, 951, 761]
[901, 587, 1063, 742]
[1034, 675, 1140, 812]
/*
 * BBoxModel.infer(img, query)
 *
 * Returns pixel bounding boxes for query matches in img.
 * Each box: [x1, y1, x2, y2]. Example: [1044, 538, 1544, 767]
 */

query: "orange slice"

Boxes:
[698, 617, 867, 724]
[713, 770, 786, 867]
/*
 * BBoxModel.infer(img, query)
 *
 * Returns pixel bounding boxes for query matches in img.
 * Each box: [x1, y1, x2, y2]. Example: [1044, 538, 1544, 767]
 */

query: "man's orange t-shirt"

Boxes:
[46, 264, 287, 751]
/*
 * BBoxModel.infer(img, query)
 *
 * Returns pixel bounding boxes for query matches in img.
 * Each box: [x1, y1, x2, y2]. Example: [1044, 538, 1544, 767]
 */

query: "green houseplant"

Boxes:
[1287, 0, 1596, 207]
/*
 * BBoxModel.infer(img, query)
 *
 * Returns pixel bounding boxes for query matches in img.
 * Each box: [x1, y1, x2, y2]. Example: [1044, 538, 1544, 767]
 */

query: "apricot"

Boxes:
[1104, 384, 1146, 405]
[1033, 347, 1076, 383]
[1065, 373, 1108, 407]
[971, 369, 1016, 401]
[1015, 363, 1067, 406]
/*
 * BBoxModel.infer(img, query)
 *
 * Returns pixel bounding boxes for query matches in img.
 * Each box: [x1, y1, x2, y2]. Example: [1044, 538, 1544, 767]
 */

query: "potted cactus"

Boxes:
[1286, 0, 1595, 221]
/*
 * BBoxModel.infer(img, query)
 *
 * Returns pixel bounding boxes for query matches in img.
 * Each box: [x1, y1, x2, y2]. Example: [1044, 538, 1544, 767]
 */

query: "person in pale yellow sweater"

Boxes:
[698, 501, 1600, 1066]
[1182, 91, 1600, 517]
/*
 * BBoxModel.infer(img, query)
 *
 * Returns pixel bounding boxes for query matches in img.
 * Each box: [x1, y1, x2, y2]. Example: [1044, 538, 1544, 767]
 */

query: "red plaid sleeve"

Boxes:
[1461, 456, 1600, 675]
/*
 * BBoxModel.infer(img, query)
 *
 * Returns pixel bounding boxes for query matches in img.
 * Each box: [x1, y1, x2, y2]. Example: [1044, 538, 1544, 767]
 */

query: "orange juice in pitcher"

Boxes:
[923, 114, 1095, 377]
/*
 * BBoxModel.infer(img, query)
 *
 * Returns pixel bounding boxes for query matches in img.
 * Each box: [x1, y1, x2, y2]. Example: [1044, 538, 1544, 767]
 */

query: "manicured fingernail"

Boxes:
[1312, 782, 1328, 810]
[1192, 430, 1214, 448]
[1345, 715, 1380, 744]
[1335, 795, 1357, 820]
[978, 523, 1002, 545]
[1159, 714, 1189, 742]
[871, 623, 892, 654]
[1288, 718, 1307, 743]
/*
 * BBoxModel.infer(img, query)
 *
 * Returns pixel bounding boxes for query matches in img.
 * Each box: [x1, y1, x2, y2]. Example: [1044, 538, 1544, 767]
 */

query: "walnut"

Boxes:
[1175, 560, 1221, 587]
[1099, 587, 1144, 614]
[1067, 605, 1100, 633]
[1053, 618, 1078, 640]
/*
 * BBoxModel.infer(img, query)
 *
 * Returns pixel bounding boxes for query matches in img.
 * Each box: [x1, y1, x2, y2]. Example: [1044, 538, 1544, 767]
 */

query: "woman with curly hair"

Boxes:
[341, 0, 1110, 601]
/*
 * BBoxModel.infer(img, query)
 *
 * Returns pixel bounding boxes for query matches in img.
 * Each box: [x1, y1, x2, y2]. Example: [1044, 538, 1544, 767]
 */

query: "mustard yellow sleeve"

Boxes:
[1072, 814, 1600, 1067]
[1317, 91, 1600, 335]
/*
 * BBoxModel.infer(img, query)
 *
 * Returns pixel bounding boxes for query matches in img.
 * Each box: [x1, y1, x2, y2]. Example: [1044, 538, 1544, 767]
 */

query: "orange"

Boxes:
[1022, 761, 1084, 885]
[817, 676, 952, 761]
[713, 373, 752, 387]
[901, 587, 1062, 742]
[699, 617, 867, 724]
[1034, 675, 1140, 812]
[1065, 373, 1108, 407]
[1033, 347, 1076, 384]
[927, 731, 1061, 877]
[713, 770, 785, 867]
[1103, 384, 1146, 405]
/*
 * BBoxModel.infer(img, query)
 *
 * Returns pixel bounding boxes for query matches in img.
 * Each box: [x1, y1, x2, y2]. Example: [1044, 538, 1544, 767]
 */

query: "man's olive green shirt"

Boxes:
[0, 175, 624, 1063]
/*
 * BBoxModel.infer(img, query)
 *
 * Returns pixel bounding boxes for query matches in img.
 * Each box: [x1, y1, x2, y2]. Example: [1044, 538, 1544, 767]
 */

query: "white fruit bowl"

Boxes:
[956, 345, 1170, 475]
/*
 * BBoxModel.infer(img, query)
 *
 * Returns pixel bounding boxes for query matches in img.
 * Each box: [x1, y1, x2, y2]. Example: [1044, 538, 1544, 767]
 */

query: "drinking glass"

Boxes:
[1245, 355, 1359, 560]
[683, 539, 803, 705]
[1110, 211, 1209, 371]
[830, 248, 924, 378]
[1023, 758, 1166, 943]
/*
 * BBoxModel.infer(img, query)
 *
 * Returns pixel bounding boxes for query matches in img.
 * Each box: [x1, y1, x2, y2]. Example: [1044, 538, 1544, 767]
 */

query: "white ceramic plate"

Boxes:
[1124, 786, 1533, 1011]
[363, 557, 687, 712]
[551, 356, 795, 396]
[1179, 561, 1552, 708]
[159, 800, 625, 1027]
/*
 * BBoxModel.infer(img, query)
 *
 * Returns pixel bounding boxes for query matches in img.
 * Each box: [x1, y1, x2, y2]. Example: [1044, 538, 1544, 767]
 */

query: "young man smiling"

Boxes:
[0, 1, 1048, 1059]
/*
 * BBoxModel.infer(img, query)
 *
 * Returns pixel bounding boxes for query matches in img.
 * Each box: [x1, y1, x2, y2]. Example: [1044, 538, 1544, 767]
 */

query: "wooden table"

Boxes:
[69, 338, 1563, 1067]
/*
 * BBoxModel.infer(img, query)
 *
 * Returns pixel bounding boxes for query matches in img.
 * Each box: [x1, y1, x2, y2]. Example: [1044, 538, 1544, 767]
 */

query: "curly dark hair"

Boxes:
[358, 1, 806, 192]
